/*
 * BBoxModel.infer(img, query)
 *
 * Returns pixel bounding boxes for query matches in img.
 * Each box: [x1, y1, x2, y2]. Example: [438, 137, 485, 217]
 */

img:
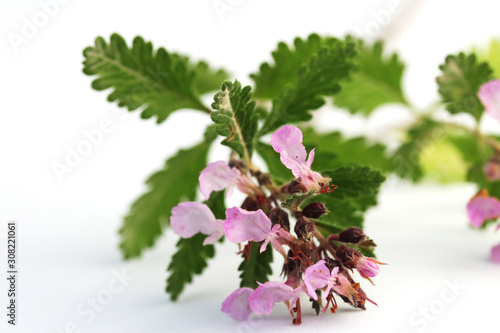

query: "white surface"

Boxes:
[1, 0, 499, 332]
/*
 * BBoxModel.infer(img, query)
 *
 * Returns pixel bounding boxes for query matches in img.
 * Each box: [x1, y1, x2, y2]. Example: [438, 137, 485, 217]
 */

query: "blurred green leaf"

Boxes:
[119, 130, 215, 259]
[258, 37, 358, 134]
[302, 128, 393, 173]
[333, 41, 408, 115]
[256, 142, 293, 185]
[437, 52, 492, 121]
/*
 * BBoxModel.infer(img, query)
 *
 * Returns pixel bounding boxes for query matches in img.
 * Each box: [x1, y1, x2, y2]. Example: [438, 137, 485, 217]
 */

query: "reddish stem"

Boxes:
[292, 299, 302, 325]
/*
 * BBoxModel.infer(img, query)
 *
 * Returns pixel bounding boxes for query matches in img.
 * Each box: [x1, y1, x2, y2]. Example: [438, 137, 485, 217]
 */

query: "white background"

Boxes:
[1, 0, 499, 332]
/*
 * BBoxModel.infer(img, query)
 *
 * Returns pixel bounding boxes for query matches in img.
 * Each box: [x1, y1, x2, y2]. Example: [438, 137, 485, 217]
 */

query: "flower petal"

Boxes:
[271, 125, 308, 178]
[224, 207, 272, 244]
[202, 219, 225, 245]
[299, 170, 326, 191]
[221, 287, 254, 321]
[467, 195, 500, 228]
[199, 161, 241, 200]
[478, 79, 500, 122]
[304, 260, 330, 300]
[328, 268, 358, 301]
[248, 281, 297, 315]
[306, 148, 315, 169]
[491, 243, 500, 263]
[171, 202, 223, 243]
[356, 257, 381, 278]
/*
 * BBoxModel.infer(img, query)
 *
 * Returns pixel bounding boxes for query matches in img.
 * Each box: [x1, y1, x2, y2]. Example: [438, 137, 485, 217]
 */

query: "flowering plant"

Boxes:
[170, 124, 385, 323]
[82, 32, 500, 325]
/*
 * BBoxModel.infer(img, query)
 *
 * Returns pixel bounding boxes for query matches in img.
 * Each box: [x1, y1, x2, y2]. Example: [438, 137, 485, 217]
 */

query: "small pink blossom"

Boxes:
[484, 158, 500, 181]
[271, 125, 328, 191]
[170, 202, 224, 245]
[199, 161, 254, 200]
[491, 243, 500, 263]
[478, 79, 500, 121]
[303, 260, 330, 300]
[355, 257, 381, 280]
[466, 189, 500, 228]
[304, 260, 358, 302]
[221, 287, 254, 321]
[248, 281, 302, 315]
[224, 207, 292, 255]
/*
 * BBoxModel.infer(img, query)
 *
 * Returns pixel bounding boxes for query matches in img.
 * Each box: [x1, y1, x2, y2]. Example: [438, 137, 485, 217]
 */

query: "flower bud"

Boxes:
[283, 250, 300, 277]
[282, 180, 307, 195]
[294, 217, 315, 241]
[240, 196, 259, 211]
[358, 238, 377, 249]
[253, 170, 272, 186]
[302, 202, 328, 219]
[484, 157, 500, 181]
[355, 257, 381, 279]
[335, 245, 360, 267]
[268, 207, 290, 232]
[338, 227, 366, 244]
[324, 257, 341, 272]
[228, 159, 245, 170]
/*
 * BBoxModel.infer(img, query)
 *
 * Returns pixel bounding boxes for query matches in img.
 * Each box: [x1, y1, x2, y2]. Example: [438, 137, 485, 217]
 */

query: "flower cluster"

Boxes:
[170, 125, 385, 325]
[466, 189, 500, 263]
[465, 79, 500, 263]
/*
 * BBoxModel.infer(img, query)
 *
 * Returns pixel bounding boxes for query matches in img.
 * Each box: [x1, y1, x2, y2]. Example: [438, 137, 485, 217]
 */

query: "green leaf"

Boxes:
[324, 167, 385, 201]
[333, 41, 408, 115]
[452, 134, 500, 199]
[238, 242, 273, 288]
[211, 80, 258, 160]
[447, 132, 490, 165]
[306, 166, 385, 236]
[119, 132, 214, 259]
[256, 142, 293, 185]
[311, 296, 321, 316]
[437, 52, 492, 121]
[204, 190, 227, 220]
[392, 118, 443, 182]
[165, 191, 226, 301]
[302, 128, 393, 173]
[358, 246, 376, 259]
[419, 139, 469, 183]
[313, 198, 363, 236]
[166, 234, 215, 301]
[251, 33, 326, 99]
[192, 60, 229, 94]
[475, 39, 500, 78]
[258, 37, 358, 134]
[83, 34, 227, 123]
[281, 189, 316, 209]
[466, 164, 500, 199]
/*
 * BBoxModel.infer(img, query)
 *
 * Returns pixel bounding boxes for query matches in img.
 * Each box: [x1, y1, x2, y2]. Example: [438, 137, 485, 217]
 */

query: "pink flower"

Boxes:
[491, 243, 500, 263]
[304, 260, 358, 302]
[303, 260, 331, 300]
[198, 161, 255, 200]
[170, 202, 224, 245]
[478, 79, 500, 121]
[483, 158, 500, 181]
[355, 257, 382, 280]
[271, 125, 328, 191]
[224, 207, 293, 256]
[467, 189, 500, 228]
[221, 287, 254, 321]
[248, 281, 302, 315]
